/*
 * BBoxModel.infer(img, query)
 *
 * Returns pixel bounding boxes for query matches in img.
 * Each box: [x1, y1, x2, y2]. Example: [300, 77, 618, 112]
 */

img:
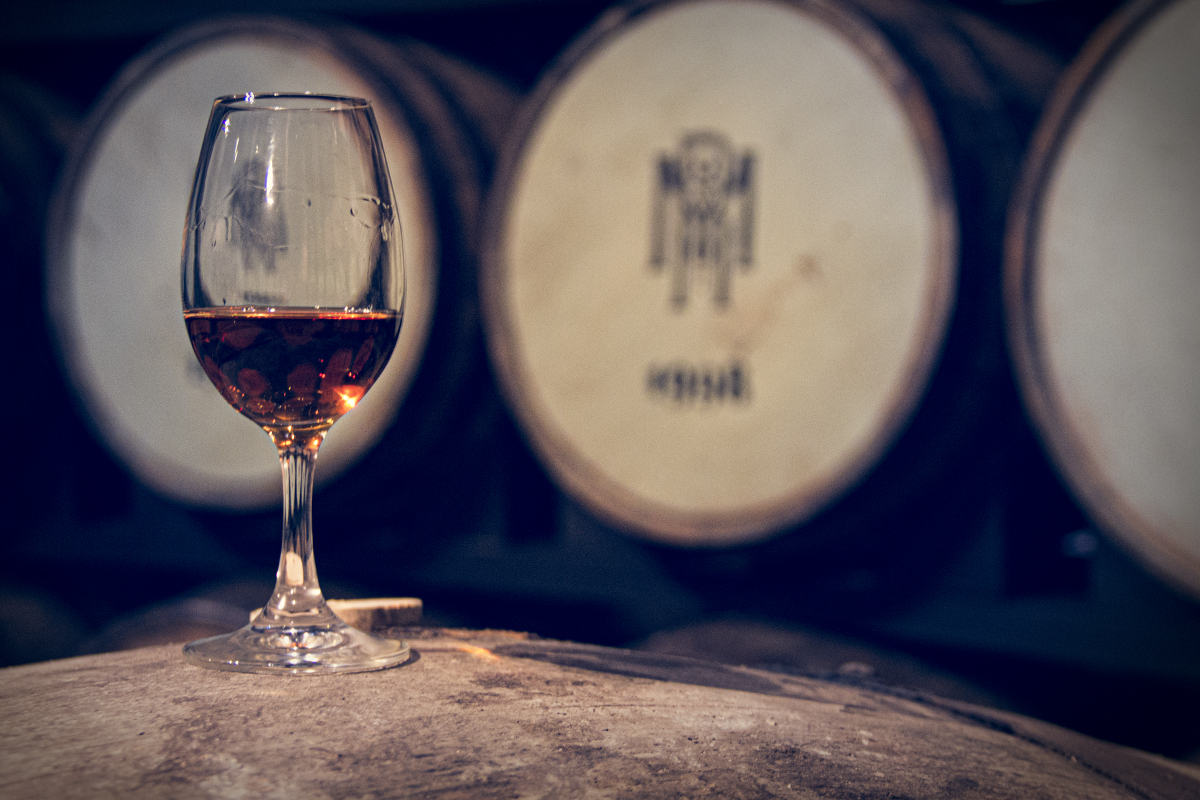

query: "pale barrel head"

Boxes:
[484, 0, 956, 545]
[1008, 0, 1200, 597]
[48, 19, 437, 510]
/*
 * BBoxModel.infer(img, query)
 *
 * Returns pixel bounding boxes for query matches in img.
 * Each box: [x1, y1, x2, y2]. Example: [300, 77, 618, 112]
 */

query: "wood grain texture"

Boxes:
[1, 631, 1194, 798]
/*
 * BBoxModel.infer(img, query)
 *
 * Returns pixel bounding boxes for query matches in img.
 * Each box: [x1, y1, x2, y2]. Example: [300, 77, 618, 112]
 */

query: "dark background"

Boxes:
[4, 0, 1199, 764]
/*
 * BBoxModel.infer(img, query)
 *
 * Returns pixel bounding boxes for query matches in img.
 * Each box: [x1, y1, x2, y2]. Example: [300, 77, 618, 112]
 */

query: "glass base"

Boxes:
[183, 616, 410, 675]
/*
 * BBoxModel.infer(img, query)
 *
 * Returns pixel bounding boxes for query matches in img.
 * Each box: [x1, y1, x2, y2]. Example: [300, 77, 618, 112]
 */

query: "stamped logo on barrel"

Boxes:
[650, 130, 755, 310]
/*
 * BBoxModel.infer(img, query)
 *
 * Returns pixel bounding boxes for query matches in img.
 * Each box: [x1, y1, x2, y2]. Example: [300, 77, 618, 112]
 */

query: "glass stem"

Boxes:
[257, 435, 339, 628]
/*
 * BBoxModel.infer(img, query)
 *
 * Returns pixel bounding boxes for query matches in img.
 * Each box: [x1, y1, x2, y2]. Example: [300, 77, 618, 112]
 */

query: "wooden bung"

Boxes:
[248, 597, 423, 630]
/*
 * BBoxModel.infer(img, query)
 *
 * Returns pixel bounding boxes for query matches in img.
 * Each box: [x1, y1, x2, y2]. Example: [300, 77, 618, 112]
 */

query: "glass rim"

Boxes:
[213, 93, 371, 111]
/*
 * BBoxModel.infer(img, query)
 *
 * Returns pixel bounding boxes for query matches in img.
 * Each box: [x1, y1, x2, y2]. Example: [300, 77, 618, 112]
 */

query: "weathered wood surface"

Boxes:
[1, 630, 1196, 799]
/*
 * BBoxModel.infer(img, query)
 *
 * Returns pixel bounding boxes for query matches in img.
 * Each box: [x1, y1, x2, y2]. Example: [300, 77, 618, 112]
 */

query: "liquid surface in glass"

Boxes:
[185, 307, 401, 436]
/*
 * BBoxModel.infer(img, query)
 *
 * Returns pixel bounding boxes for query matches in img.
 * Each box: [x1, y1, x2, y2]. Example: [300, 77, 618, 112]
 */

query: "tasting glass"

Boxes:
[180, 93, 409, 674]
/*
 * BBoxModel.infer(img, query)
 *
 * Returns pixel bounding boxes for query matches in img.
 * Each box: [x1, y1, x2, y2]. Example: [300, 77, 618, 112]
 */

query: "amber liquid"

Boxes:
[185, 307, 401, 442]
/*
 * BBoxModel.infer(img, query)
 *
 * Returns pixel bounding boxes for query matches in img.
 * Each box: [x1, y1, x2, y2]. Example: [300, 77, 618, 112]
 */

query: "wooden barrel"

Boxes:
[0, 630, 1196, 798]
[1005, 0, 1200, 600]
[481, 0, 1058, 547]
[45, 16, 517, 511]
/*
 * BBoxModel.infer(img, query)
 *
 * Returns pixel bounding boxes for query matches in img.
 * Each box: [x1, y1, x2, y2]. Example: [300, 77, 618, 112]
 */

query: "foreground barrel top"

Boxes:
[1005, 0, 1200, 601]
[1, 630, 1196, 799]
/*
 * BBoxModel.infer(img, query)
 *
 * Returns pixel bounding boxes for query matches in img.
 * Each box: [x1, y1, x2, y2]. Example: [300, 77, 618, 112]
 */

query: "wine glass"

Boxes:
[180, 93, 409, 674]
